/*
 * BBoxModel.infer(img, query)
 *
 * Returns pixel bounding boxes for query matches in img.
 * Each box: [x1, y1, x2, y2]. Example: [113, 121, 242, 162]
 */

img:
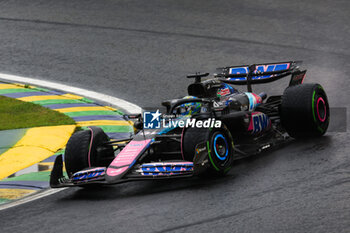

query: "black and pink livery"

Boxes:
[50, 61, 330, 188]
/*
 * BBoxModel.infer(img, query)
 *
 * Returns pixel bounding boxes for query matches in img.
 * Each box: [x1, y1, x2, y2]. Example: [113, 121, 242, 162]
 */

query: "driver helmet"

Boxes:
[176, 96, 201, 116]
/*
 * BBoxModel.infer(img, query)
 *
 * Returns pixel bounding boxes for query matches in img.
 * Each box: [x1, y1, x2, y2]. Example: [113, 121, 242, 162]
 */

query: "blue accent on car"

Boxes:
[213, 134, 228, 160]
[72, 168, 105, 181]
[158, 126, 176, 135]
[245, 92, 255, 110]
[141, 163, 194, 175]
[229, 63, 290, 81]
[129, 159, 137, 168]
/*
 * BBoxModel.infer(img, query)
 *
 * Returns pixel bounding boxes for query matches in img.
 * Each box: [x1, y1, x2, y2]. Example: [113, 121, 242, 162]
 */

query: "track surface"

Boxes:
[0, 0, 349, 232]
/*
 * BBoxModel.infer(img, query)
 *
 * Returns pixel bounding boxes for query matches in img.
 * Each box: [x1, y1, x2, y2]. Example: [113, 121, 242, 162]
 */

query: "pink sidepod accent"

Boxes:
[247, 112, 271, 133]
[247, 121, 253, 131]
[251, 93, 262, 104]
[247, 112, 259, 131]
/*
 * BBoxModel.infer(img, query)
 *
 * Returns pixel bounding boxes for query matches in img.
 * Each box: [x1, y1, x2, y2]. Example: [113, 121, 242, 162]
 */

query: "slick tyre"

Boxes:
[64, 126, 114, 178]
[281, 83, 330, 139]
[182, 124, 234, 175]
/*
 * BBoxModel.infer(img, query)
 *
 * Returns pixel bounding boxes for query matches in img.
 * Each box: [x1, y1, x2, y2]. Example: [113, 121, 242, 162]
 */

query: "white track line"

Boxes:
[0, 73, 142, 114]
[0, 72, 142, 211]
[0, 188, 66, 211]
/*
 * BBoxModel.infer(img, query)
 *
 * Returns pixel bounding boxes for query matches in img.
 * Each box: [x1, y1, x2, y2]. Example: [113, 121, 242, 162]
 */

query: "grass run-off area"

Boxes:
[0, 95, 75, 130]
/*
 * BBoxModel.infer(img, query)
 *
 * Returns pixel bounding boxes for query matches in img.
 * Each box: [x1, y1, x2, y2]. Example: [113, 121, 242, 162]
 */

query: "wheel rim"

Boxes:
[213, 134, 228, 161]
[316, 97, 326, 122]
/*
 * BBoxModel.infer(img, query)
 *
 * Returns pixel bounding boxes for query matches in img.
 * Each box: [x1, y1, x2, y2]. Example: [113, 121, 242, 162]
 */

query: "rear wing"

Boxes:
[215, 61, 306, 92]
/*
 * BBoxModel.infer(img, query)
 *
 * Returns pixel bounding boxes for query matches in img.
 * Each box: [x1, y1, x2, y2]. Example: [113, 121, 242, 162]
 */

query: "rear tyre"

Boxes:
[64, 126, 114, 178]
[182, 124, 234, 175]
[281, 83, 330, 139]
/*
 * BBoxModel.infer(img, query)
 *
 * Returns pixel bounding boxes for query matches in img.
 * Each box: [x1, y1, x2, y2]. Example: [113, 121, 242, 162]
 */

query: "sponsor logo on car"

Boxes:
[140, 163, 193, 176]
[217, 87, 231, 97]
[72, 168, 106, 181]
[229, 63, 290, 80]
[248, 112, 271, 133]
[196, 146, 207, 154]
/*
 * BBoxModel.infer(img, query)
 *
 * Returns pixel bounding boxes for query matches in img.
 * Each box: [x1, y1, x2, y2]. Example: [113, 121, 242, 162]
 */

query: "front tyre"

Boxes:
[64, 126, 114, 178]
[182, 124, 234, 175]
[281, 83, 330, 138]
[207, 128, 234, 175]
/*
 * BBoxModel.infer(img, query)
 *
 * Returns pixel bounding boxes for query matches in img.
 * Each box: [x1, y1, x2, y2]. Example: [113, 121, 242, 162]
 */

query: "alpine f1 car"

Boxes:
[50, 61, 330, 188]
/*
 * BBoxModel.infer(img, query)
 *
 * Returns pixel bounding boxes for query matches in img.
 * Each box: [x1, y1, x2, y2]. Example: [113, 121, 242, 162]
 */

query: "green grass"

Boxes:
[0, 198, 10, 204]
[0, 96, 75, 130]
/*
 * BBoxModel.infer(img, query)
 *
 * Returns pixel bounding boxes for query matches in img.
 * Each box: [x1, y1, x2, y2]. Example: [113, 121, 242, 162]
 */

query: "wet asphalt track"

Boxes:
[0, 0, 349, 232]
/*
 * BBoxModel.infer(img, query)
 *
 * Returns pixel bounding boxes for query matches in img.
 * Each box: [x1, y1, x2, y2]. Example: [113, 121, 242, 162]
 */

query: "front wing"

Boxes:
[50, 155, 195, 188]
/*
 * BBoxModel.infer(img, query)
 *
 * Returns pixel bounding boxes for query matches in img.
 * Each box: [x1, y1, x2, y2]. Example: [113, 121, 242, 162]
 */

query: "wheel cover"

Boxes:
[316, 97, 326, 122]
[213, 134, 228, 161]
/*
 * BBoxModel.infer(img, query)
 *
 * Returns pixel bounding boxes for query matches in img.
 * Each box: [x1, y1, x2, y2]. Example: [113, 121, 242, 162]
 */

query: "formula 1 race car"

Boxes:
[50, 61, 330, 188]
